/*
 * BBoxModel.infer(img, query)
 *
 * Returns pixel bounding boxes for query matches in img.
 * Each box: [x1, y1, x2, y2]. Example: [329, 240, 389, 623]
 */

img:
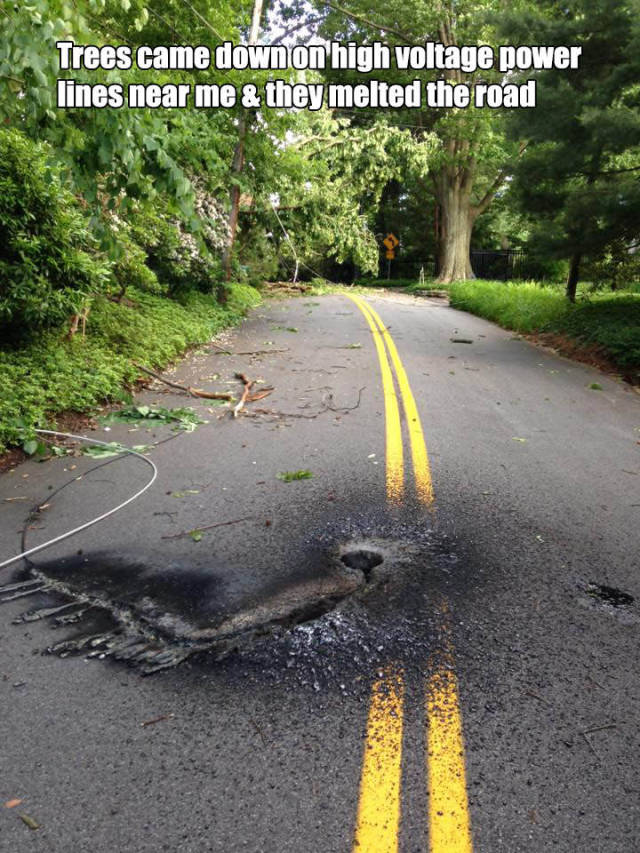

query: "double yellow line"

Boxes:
[347, 294, 472, 853]
[346, 295, 434, 508]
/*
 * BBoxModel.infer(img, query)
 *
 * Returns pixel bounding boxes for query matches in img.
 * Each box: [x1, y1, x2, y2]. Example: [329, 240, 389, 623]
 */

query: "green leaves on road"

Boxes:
[277, 470, 313, 482]
[102, 405, 206, 432]
[82, 442, 152, 458]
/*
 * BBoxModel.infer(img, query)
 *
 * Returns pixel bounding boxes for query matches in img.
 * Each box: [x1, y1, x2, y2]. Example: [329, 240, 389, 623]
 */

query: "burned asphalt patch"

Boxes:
[0, 517, 466, 682]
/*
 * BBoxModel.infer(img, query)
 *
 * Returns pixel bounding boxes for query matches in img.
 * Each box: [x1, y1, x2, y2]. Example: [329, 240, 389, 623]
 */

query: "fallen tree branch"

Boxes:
[242, 408, 323, 420]
[233, 372, 255, 418]
[133, 363, 234, 400]
[247, 388, 274, 403]
[212, 347, 290, 356]
[323, 387, 365, 412]
[161, 516, 255, 540]
[241, 387, 364, 421]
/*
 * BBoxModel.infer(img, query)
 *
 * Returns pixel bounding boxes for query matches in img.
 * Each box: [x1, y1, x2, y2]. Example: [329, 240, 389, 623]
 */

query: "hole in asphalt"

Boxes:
[586, 582, 634, 607]
[340, 549, 383, 581]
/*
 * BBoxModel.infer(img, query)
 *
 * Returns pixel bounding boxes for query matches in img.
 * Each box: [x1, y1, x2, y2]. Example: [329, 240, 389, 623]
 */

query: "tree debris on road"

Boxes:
[161, 516, 256, 540]
[133, 363, 234, 400]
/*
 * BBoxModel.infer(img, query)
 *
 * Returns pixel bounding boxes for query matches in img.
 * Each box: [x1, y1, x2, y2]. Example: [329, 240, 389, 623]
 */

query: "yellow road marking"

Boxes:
[348, 294, 434, 507]
[353, 668, 405, 852]
[346, 294, 472, 852]
[426, 619, 473, 853]
[361, 300, 434, 508]
[346, 294, 404, 504]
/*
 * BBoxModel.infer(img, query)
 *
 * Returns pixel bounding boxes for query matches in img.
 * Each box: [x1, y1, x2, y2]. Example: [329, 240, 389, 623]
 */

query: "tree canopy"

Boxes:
[0, 0, 638, 329]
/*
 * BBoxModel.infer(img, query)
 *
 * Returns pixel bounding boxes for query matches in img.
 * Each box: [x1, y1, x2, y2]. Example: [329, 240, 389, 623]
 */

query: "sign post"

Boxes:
[382, 233, 399, 279]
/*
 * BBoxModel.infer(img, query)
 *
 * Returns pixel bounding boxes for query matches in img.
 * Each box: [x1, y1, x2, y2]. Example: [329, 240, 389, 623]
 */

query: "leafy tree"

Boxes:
[0, 1, 201, 233]
[303, 0, 520, 282]
[244, 108, 434, 279]
[0, 128, 109, 337]
[502, 0, 640, 299]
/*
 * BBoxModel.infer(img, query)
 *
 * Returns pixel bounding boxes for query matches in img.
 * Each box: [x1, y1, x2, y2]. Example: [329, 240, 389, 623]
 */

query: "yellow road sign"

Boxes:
[383, 233, 399, 250]
[385, 249, 395, 260]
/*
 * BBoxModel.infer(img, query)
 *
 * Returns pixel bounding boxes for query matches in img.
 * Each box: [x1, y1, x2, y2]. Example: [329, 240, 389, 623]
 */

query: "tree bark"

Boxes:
[436, 182, 475, 283]
[222, 0, 264, 283]
[566, 252, 581, 302]
[221, 131, 246, 285]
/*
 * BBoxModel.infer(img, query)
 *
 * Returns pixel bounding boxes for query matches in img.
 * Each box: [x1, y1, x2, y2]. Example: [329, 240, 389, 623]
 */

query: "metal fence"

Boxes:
[381, 251, 529, 281]
[377, 250, 529, 282]
[470, 250, 528, 281]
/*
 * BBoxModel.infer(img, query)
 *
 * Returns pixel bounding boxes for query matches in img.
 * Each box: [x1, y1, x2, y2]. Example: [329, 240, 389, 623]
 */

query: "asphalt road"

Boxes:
[1, 290, 639, 852]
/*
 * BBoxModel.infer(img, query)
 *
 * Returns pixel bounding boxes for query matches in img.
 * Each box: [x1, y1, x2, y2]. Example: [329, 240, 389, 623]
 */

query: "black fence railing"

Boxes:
[470, 249, 528, 281]
[376, 250, 529, 281]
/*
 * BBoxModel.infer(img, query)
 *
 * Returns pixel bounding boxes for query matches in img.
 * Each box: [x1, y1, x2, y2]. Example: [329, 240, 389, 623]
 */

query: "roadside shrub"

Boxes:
[111, 239, 162, 300]
[449, 280, 567, 333]
[449, 279, 640, 379]
[0, 128, 108, 338]
[513, 253, 567, 283]
[128, 203, 221, 295]
[104, 213, 164, 301]
[558, 294, 640, 372]
[0, 283, 262, 452]
[584, 240, 640, 292]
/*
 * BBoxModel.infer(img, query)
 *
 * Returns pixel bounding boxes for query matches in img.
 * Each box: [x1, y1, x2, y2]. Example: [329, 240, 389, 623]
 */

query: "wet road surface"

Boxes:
[1, 291, 639, 851]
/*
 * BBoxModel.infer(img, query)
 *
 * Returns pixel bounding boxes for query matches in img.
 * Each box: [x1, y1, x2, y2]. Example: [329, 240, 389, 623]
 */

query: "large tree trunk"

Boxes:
[566, 252, 581, 302]
[436, 183, 475, 283]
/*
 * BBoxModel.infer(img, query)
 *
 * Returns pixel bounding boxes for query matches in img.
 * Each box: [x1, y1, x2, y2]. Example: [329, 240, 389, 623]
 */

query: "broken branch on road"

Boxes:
[233, 372, 254, 418]
[323, 387, 365, 412]
[161, 516, 256, 540]
[133, 363, 234, 401]
[212, 347, 290, 356]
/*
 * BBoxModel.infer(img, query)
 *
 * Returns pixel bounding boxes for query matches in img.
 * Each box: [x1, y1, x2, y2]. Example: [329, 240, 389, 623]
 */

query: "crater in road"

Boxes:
[0, 525, 461, 676]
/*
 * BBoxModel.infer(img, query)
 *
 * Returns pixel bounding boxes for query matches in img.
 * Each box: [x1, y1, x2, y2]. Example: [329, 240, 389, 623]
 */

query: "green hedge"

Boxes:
[0, 128, 109, 335]
[0, 284, 261, 452]
[449, 280, 640, 377]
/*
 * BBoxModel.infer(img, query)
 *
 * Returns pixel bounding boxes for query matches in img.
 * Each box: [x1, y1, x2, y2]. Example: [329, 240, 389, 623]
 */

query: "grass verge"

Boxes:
[448, 280, 640, 381]
[0, 284, 261, 452]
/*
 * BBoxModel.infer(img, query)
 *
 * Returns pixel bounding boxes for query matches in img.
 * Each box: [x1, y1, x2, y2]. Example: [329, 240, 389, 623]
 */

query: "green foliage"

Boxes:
[0, 0, 203, 232]
[277, 470, 313, 482]
[110, 226, 163, 299]
[81, 441, 153, 458]
[270, 113, 436, 278]
[354, 278, 419, 288]
[128, 203, 221, 295]
[102, 405, 207, 431]
[0, 283, 261, 452]
[584, 240, 640, 292]
[557, 293, 640, 373]
[516, 254, 569, 284]
[450, 280, 568, 333]
[503, 0, 640, 281]
[0, 128, 108, 335]
[449, 280, 640, 377]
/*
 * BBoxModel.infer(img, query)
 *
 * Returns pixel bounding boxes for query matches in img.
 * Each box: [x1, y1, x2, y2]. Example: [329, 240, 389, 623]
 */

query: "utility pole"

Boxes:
[222, 0, 264, 284]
